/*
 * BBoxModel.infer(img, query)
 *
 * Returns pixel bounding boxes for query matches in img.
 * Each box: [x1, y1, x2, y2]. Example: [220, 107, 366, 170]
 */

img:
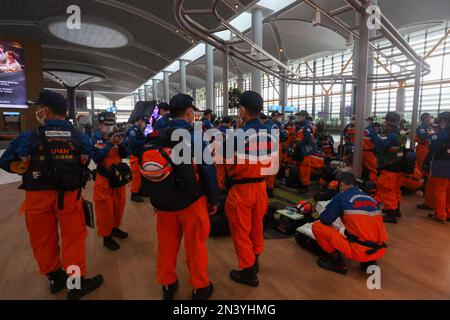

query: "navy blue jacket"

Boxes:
[168, 119, 219, 205]
[0, 120, 92, 173]
[126, 124, 146, 157]
[91, 131, 129, 165]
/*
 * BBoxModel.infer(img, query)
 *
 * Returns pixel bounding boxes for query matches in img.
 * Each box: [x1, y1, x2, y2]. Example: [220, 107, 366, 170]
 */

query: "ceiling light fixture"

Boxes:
[39, 15, 134, 48]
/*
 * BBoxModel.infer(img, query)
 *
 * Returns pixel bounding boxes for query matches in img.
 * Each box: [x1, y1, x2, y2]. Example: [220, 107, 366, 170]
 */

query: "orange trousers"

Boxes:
[416, 143, 428, 175]
[428, 176, 450, 221]
[363, 151, 378, 182]
[312, 221, 386, 262]
[400, 167, 423, 191]
[94, 175, 126, 237]
[129, 155, 141, 194]
[156, 196, 210, 289]
[225, 181, 268, 269]
[297, 155, 312, 187]
[376, 170, 402, 211]
[22, 190, 87, 276]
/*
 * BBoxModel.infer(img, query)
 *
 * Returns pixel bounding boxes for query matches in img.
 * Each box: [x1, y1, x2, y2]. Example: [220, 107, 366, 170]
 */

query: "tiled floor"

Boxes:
[0, 150, 21, 186]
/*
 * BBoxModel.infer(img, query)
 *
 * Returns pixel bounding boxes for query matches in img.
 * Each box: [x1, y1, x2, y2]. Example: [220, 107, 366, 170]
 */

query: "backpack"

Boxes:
[140, 127, 204, 211]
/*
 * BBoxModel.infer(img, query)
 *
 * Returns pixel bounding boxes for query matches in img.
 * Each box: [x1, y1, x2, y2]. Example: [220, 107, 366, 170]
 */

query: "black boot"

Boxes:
[192, 282, 214, 300]
[317, 252, 347, 275]
[67, 275, 103, 300]
[229, 267, 259, 287]
[162, 280, 179, 300]
[103, 236, 120, 251]
[298, 185, 309, 195]
[382, 210, 398, 224]
[253, 255, 259, 274]
[360, 260, 378, 272]
[428, 213, 447, 224]
[111, 228, 128, 239]
[267, 189, 274, 198]
[130, 193, 144, 203]
[47, 269, 68, 294]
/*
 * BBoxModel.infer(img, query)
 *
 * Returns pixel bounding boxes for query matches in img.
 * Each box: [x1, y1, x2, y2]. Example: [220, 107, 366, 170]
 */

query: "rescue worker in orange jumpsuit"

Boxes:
[317, 128, 336, 164]
[92, 112, 130, 251]
[375, 112, 405, 224]
[415, 113, 436, 211]
[312, 172, 387, 274]
[126, 115, 148, 202]
[155, 94, 219, 300]
[225, 91, 271, 287]
[343, 115, 356, 145]
[294, 110, 315, 194]
[362, 122, 380, 183]
[264, 111, 286, 198]
[0, 90, 103, 300]
[426, 112, 450, 223]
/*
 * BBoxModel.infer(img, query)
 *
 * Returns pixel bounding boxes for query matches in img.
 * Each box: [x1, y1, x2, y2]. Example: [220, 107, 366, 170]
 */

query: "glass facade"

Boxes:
[85, 22, 450, 123]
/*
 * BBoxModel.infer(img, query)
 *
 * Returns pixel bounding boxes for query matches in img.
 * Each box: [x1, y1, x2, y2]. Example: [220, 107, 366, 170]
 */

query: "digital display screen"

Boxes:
[0, 41, 27, 109]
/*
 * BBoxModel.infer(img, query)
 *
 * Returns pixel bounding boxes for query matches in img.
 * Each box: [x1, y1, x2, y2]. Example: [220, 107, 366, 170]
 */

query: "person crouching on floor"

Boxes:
[312, 172, 388, 274]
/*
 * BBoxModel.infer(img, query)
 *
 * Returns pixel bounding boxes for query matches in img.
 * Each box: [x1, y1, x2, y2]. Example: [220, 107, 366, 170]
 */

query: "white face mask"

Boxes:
[101, 125, 113, 134]
[35, 109, 47, 125]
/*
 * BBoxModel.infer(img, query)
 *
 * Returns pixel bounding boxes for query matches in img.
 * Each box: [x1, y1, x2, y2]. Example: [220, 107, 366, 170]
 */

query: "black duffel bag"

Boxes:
[98, 162, 132, 188]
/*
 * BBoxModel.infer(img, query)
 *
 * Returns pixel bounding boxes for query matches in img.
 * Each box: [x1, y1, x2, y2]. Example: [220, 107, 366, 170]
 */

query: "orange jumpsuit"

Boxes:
[312, 187, 387, 262]
[225, 119, 270, 269]
[1, 121, 91, 277]
[400, 167, 423, 191]
[376, 131, 404, 211]
[92, 135, 128, 238]
[363, 127, 379, 182]
[156, 196, 211, 288]
[427, 127, 450, 221]
[129, 155, 142, 194]
[154, 119, 219, 289]
[295, 121, 315, 187]
[415, 123, 432, 176]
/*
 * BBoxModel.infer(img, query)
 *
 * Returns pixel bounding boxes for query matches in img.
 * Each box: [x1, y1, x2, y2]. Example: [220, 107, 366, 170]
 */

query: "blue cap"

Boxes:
[27, 90, 67, 114]
[169, 93, 199, 112]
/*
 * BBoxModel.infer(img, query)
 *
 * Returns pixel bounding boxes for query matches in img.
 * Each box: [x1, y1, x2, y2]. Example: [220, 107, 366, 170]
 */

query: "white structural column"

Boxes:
[222, 46, 229, 116]
[205, 43, 214, 111]
[139, 89, 145, 101]
[144, 85, 150, 101]
[365, 0, 377, 121]
[353, 8, 370, 178]
[90, 91, 95, 123]
[251, 7, 263, 94]
[279, 58, 288, 120]
[410, 64, 422, 147]
[152, 79, 158, 102]
[396, 81, 406, 118]
[323, 94, 331, 121]
[237, 71, 244, 92]
[179, 59, 187, 94]
[163, 71, 170, 102]
[133, 93, 137, 106]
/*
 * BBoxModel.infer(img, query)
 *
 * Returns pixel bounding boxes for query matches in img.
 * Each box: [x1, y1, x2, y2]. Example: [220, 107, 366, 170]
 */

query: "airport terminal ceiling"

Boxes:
[1, 0, 450, 98]
[0, 0, 257, 94]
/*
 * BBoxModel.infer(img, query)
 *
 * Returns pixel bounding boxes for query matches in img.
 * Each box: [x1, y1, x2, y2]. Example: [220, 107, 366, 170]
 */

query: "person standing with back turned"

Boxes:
[0, 90, 103, 300]
[225, 91, 272, 287]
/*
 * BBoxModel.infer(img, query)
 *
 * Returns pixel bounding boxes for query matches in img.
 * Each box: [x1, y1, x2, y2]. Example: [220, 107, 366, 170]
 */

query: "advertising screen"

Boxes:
[0, 41, 27, 108]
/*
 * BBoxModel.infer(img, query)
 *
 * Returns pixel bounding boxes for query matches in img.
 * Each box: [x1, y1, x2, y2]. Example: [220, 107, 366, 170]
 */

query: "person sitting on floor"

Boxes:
[311, 172, 388, 275]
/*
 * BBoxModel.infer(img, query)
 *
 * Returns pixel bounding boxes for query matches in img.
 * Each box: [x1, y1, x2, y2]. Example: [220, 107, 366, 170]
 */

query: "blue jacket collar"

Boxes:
[44, 119, 71, 127]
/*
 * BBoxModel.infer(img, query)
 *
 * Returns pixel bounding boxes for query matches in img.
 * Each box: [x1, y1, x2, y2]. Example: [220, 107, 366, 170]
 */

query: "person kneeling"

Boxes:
[311, 172, 388, 274]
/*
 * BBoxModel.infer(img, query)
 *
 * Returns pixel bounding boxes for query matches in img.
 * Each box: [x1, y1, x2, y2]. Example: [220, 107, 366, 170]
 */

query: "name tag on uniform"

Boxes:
[397, 152, 404, 157]
[45, 131, 71, 137]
